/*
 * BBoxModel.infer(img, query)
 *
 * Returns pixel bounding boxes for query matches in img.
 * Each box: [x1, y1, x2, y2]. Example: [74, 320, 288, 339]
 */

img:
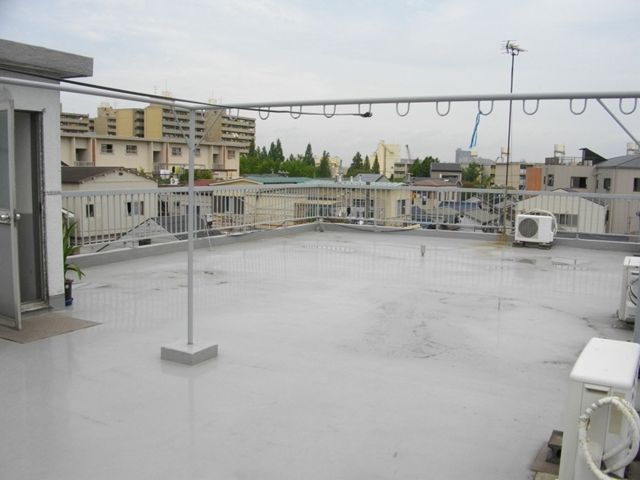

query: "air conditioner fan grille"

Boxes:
[518, 217, 539, 238]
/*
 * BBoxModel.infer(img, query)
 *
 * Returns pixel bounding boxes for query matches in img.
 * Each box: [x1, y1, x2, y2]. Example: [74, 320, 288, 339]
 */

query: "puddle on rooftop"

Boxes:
[501, 255, 590, 270]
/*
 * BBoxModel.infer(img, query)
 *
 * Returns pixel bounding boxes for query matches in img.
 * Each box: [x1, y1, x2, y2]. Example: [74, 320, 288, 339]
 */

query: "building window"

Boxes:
[171, 146, 182, 156]
[194, 148, 201, 157]
[227, 149, 236, 159]
[100, 143, 113, 154]
[85, 204, 95, 218]
[603, 178, 611, 191]
[396, 199, 406, 216]
[126, 201, 144, 216]
[547, 174, 554, 187]
[126, 144, 138, 155]
[557, 213, 578, 228]
[213, 196, 245, 214]
[570, 176, 588, 189]
[634, 178, 640, 192]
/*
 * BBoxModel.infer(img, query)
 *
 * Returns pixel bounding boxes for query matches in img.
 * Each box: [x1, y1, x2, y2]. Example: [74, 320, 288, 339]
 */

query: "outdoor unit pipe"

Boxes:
[577, 396, 640, 480]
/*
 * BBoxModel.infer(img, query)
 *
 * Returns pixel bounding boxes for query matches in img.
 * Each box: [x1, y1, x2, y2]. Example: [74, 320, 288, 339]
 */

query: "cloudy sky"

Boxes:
[2, 0, 639, 165]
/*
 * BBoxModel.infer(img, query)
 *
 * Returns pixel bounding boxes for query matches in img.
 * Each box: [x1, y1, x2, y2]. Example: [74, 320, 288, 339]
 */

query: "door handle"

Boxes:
[0, 211, 20, 224]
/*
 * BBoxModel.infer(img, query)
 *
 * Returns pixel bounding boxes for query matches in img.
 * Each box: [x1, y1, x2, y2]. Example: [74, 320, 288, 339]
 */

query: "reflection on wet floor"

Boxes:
[6, 230, 635, 480]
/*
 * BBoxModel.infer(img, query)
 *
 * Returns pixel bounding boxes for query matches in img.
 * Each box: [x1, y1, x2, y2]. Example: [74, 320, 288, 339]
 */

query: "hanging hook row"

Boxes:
[395, 102, 411, 117]
[290, 106, 302, 119]
[358, 103, 373, 116]
[436, 101, 451, 117]
[477, 100, 494, 115]
[258, 107, 270, 120]
[323, 104, 336, 118]
[569, 98, 588, 115]
[619, 98, 638, 115]
[522, 99, 540, 116]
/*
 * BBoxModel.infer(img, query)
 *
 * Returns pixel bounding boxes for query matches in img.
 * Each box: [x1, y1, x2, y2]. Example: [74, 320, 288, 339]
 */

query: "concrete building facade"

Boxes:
[61, 134, 241, 179]
[485, 162, 534, 189]
[372, 141, 401, 179]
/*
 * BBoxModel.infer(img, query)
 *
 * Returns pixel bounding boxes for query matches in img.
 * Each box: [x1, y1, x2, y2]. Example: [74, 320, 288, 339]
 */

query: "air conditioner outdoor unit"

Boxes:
[558, 338, 640, 480]
[617, 256, 640, 322]
[514, 213, 555, 246]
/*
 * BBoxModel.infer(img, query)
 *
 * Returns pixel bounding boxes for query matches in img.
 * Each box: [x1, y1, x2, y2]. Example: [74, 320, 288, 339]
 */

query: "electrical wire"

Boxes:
[0, 66, 371, 118]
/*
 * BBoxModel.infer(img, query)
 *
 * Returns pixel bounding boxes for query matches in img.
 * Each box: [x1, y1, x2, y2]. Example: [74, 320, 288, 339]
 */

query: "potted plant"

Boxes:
[63, 221, 84, 306]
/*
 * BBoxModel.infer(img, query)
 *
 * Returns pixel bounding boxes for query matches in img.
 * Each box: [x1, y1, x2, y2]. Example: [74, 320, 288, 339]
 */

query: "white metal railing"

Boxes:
[61, 184, 640, 252]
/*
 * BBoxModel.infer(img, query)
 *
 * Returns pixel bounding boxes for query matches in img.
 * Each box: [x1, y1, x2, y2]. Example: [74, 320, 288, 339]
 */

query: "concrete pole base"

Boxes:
[161, 341, 218, 365]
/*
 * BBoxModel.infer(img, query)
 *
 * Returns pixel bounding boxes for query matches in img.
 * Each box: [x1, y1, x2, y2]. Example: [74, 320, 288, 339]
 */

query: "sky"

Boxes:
[2, 0, 640, 165]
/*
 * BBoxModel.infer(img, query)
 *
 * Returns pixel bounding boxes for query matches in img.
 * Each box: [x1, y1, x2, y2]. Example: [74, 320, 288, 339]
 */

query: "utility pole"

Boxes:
[502, 40, 526, 234]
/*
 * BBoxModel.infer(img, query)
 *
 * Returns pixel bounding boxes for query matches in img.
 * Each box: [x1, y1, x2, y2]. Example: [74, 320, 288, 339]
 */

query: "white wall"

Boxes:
[5, 82, 64, 302]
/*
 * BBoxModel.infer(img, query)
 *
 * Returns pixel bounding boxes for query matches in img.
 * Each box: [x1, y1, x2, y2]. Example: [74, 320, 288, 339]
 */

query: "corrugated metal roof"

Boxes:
[431, 163, 462, 172]
[245, 175, 313, 184]
[595, 153, 640, 169]
[61, 166, 127, 183]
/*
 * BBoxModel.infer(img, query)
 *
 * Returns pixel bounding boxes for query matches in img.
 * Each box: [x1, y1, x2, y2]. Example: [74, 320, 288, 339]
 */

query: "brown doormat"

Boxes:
[0, 312, 99, 344]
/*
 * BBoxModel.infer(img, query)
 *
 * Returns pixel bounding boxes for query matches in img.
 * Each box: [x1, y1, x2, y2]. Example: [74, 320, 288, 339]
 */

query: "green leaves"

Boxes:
[63, 221, 85, 280]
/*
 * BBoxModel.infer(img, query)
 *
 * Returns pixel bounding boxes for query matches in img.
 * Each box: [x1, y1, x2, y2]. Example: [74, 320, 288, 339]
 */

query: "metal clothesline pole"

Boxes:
[596, 99, 640, 149]
[187, 108, 195, 345]
[3, 75, 640, 112]
[225, 91, 640, 109]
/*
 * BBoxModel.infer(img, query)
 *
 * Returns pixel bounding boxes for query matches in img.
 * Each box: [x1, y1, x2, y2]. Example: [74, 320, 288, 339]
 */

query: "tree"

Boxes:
[280, 158, 316, 177]
[409, 159, 422, 178]
[462, 162, 482, 186]
[353, 152, 363, 168]
[409, 156, 439, 178]
[274, 139, 285, 163]
[317, 150, 332, 178]
[372, 155, 380, 174]
[363, 155, 371, 173]
[303, 143, 315, 165]
[346, 152, 364, 176]
[422, 156, 439, 177]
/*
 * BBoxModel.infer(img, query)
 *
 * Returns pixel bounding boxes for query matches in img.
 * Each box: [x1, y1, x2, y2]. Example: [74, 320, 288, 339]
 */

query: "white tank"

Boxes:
[553, 144, 565, 156]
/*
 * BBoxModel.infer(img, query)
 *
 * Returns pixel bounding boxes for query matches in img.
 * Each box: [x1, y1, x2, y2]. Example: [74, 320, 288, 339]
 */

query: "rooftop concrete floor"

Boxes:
[0, 229, 634, 479]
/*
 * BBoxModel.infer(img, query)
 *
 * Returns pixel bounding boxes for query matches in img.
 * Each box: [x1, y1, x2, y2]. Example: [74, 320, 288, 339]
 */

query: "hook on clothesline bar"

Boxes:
[358, 103, 372, 116]
[619, 98, 638, 115]
[290, 106, 303, 119]
[323, 104, 336, 118]
[569, 98, 588, 115]
[395, 102, 411, 117]
[522, 99, 540, 116]
[258, 107, 270, 120]
[436, 101, 451, 117]
[477, 100, 494, 115]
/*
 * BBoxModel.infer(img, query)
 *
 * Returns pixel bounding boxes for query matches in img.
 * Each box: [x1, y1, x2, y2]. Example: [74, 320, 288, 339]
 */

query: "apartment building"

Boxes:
[60, 112, 92, 134]
[116, 108, 145, 137]
[204, 110, 256, 153]
[93, 104, 116, 136]
[594, 153, 640, 234]
[62, 105, 255, 153]
[484, 162, 534, 189]
[61, 134, 241, 179]
[525, 149, 608, 191]
[372, 141, 401, 179]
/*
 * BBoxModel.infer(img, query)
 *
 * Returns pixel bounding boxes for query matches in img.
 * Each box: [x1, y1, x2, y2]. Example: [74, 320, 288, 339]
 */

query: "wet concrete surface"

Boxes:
[0, 230, 633, 479]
